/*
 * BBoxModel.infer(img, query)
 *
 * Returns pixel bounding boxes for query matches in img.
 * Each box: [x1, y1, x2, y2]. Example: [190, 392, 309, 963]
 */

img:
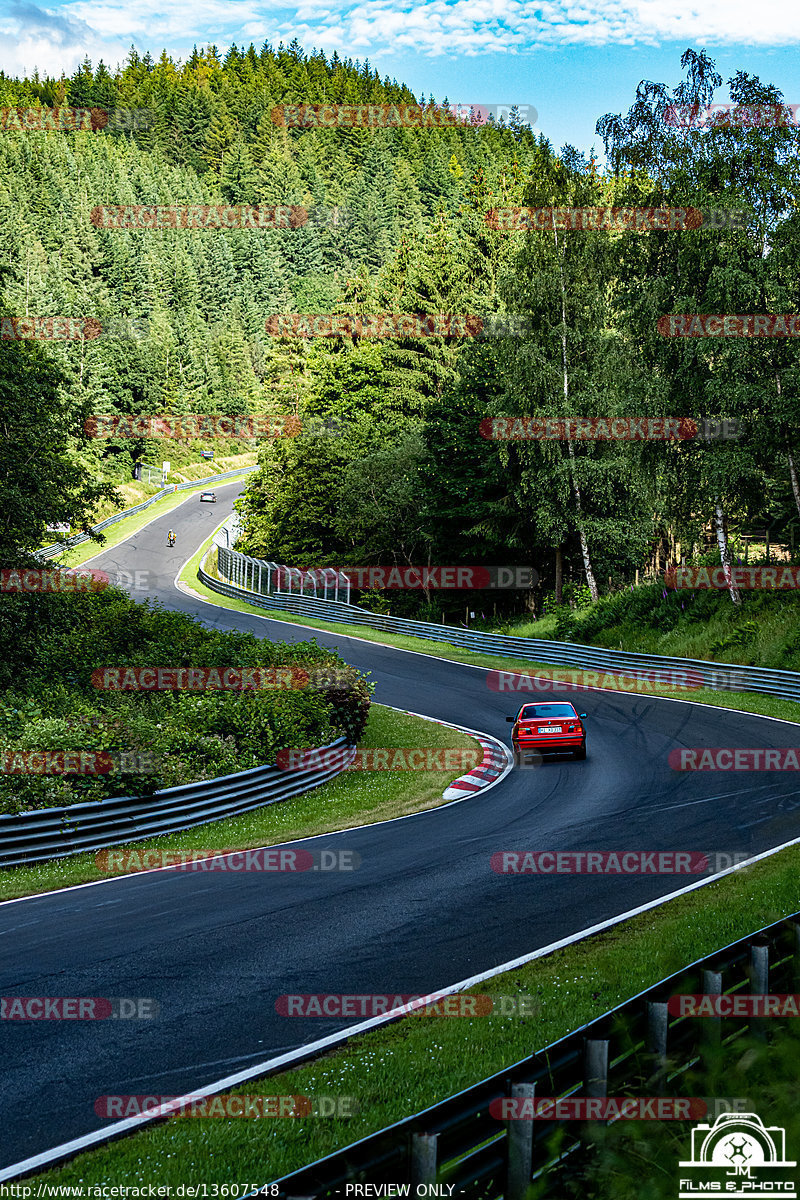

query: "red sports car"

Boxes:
[507, 701, 587, 764]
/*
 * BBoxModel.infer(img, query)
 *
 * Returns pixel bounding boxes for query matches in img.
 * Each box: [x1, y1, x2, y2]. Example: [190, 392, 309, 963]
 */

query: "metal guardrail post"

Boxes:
[506, 1081, 535, 1200]
[410, 1132, 438, 1184]
[584, 1039, 609, 1098]
[749, 939, 769, 1041]
[791, 922, 800, 991]
[702, 970, 722, 1046]
[646, 1001, 669, 1092]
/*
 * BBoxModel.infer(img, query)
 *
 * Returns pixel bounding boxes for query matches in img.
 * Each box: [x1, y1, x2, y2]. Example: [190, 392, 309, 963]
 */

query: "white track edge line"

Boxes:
[4, 831, 800, 1183]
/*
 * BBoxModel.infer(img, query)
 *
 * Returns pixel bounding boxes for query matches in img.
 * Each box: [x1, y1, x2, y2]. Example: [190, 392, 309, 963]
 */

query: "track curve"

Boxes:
[3, 479, 800, 1170]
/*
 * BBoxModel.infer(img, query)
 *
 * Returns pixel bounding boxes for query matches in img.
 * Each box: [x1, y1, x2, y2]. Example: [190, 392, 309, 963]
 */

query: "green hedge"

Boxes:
[0, 586, 370, 814]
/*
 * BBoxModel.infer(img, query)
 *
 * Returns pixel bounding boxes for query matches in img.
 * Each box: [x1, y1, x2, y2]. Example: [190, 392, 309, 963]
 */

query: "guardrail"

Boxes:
[0, 736, 352, 869]
[35, 466, 257, 561]
[200, 546, 800, 706]
[217, 544, 352, 604]
[271, 915, 800, 1198]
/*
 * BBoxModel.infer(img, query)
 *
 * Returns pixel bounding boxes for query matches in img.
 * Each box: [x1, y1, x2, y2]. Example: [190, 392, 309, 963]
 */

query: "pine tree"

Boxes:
[172, 88, 215, 172]
[220, 135, 257, 201]
[67, 57, 95, 108]
[204, 104, 236, 173]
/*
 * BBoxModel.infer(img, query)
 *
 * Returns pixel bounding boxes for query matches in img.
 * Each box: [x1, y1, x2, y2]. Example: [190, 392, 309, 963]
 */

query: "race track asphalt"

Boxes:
[3, 480, 800, 1170]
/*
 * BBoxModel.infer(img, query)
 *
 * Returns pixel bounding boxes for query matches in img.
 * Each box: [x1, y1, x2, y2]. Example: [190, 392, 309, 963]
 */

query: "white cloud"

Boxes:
[0, 0, 797, 77]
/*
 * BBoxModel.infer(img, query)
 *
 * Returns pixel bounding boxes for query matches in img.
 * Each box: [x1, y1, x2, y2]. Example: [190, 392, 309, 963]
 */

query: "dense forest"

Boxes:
[2, 42, 800, 614]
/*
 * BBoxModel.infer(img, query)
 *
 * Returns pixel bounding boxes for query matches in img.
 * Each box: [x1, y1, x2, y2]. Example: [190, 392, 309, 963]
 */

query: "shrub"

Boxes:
[0, 586, 371, 814]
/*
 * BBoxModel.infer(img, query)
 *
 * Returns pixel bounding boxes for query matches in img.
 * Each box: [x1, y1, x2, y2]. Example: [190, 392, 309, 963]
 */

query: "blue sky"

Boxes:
[2, 0, 799, 159]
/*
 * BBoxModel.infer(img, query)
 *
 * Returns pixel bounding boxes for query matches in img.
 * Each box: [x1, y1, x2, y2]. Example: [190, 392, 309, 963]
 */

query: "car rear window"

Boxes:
[519, 704, 577, 720]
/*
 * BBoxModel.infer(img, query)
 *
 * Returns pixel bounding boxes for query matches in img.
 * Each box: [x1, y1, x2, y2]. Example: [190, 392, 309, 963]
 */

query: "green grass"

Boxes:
[0, 705, 479, 902]
[561, 592, 800, 665]
[516, 583, 800, 674]
[596, 594, 800, 668]
[30, 837, 800, 1186]
[182, 545, 800, 728]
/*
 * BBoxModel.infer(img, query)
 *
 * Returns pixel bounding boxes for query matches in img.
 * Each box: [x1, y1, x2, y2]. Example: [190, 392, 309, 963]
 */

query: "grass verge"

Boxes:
[0, 705, 479, 903]
[182, 543, 800, 728]
[30, 839, 800, 1185]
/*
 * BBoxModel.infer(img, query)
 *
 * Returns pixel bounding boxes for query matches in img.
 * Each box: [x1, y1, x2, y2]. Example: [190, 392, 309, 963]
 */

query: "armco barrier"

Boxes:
[35, 466, 257, 561]
[0, 736, 352, 869]
[269, 916, 800, 1198]
[200, 547, 800, 706]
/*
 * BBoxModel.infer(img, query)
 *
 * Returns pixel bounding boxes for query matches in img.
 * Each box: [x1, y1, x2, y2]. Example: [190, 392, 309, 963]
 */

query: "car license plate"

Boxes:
[539, 726, 562, 733]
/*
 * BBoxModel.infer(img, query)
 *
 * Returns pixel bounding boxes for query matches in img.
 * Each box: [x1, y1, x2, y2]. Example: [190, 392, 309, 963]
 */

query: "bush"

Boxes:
[0, 586, 371, 814]
[355, 588, 393, 615]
